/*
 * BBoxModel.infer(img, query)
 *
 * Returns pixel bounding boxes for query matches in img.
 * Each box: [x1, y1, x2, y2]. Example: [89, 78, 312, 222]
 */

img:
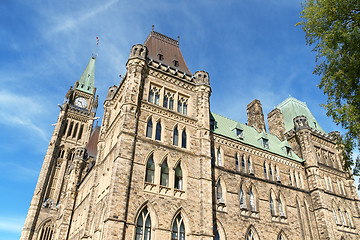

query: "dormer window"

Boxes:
[235, 128, 243, 139]
[262, 138, 269, 149]
[158, 54, 164, 61]
[210, 118, 215, 131]
[286, 146, 292, 157]
[173, 60, 179, 67]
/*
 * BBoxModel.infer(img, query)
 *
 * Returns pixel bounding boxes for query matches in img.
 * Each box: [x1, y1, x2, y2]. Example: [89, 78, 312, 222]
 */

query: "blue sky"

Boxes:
[0, 0, 358, 239]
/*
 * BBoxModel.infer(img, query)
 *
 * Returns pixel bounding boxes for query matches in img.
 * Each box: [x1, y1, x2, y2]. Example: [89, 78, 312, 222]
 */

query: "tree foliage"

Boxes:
[298, 0, 360, 175]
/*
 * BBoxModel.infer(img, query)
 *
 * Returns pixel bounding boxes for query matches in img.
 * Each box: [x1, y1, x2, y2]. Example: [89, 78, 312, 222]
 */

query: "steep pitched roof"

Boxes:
[76, 56, 96, 94]
[144, 31, 191, 75]
[211, 112, 303, 162]
[276, 96, 326, 134]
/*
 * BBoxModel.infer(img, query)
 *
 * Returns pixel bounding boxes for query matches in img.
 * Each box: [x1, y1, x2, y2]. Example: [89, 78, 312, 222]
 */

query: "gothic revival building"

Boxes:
[21, 30, 359, 240]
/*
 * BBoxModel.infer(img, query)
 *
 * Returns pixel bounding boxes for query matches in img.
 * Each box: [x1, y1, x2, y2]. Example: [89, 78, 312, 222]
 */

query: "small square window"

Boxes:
[174, 60, 179, 67]
[158, 54, 164, 61]
[262, 138, 269, 149]
[235, 128, 243, 138]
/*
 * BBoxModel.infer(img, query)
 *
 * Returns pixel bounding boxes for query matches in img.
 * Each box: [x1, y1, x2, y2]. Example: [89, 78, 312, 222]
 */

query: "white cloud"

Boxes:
[0, 90, 49, 142]
[0, 216, 24, 233]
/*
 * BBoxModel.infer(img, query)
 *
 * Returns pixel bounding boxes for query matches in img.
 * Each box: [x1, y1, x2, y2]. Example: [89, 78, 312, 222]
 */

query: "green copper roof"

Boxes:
[276, 96, 326, 134]
[76, 56, 96, 94]
[211, 112, 303, 162]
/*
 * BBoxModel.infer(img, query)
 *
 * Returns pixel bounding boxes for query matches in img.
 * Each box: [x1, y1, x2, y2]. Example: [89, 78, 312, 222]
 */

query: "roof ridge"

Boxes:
[145, 31, 179, 47]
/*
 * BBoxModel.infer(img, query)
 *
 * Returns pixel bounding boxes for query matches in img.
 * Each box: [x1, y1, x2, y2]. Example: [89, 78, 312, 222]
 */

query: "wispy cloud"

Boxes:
[0, 90, 49, 142]
[0, 216, 24, 233]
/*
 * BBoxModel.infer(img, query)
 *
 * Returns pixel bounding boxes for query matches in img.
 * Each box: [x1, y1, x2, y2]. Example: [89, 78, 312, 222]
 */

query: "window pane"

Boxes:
[181, 130, 187, 148]
[146, 120, 152, 138]
[148, 90, 154, 103]
[178, 102, 182, 113]
[169, 98, 174, 110]
[155, 122, 161, 140]
[173, 128, 179, 146]
[183, 103, 187, 115]
[163, 95, 168, 108]
[154, 93, 160, 105]
[160, 161, 169, 186]
[175, 165, 183, 190]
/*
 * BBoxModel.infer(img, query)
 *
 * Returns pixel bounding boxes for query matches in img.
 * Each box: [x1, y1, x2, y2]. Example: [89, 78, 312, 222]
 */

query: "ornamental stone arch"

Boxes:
[36, 217, 55, 240]
[245, 224, 260, 240]
[214, 218, 227, 240]
[133, 200, 159, 230]
[170, 207, 193, 237]
[277, 230, 289, 240]
[215, 175, 227, 204]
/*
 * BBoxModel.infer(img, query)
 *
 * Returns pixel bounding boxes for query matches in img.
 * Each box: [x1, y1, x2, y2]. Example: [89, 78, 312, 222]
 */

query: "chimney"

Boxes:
[267, 108, 286, 141]
[247, 99, 266, 133]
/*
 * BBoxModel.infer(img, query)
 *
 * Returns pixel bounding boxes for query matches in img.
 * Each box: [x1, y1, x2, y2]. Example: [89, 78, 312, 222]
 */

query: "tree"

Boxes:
[297, 0, 360, 179]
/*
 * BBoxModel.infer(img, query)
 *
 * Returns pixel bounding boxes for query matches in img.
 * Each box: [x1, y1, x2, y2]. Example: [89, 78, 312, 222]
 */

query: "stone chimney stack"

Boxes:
[267, 108, 286, 141]
[247, 99, 266, 133]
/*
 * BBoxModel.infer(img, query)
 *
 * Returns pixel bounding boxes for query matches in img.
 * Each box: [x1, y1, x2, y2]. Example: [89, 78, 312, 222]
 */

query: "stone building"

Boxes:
[21, 30, 360, 240]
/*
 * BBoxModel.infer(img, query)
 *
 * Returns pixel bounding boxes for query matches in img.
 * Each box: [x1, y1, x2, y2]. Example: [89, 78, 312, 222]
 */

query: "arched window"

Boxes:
[289, 171, 293, 186]
[345, 211, 353, 228]
[239, 187, 245, 208]
[174, 164, 183, 190]
[269, 165, 273, 181]
[216, 181, 223, 203]
[275, 166, 280, 182]
[173, 127, 178, 146]
[214, 226, 220, 240]
[38, 220, 54, 240]
[146, 119, 153, 138]
[135, 207, 151, 240]
[249, 189, 255, 211]
[270, 195, 275, 216]
[160, 160, 169, 186]
[217, 149, 222, 167]
[278, 198, 284, 216]
[329, 178, 333, 192]
[155, 122, 161, 141]
[294, 171, 298, 187]
[263, 163, 267, 179]
[246, 229, 256, 240]
[339, 209, 345, 226]
[332, 207, 339, 224]
[248, 158, 253, 174]
[181, 130, 187, 148]
[278, 232, 287, 240]
[235, 155, 240, 172]
[242, 156, 246, 173]
[145, 155, 155, 183]
[324, 176, 328, 190]
[172, 214, 185, 240]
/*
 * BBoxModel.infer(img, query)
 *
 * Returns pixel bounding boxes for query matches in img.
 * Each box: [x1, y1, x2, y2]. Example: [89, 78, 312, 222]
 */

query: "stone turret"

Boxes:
[194, 70, 210, 86]
[293, 115, 310, 131]
[129, 44, 147, 60]
[267, 108, 286, 141]
[247, 99, 266, 133]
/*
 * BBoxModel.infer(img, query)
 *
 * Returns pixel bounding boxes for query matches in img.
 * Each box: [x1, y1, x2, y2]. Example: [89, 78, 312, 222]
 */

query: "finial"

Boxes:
[177, 36, 180, 43]
[92, 37, 99, 59]
[152, 25, 154, 31]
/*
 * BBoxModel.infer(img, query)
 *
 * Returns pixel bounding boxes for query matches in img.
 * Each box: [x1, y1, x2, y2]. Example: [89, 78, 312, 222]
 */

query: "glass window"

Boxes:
[235, 155, 240, 171]
[249, 189, 255, 211]
[173, 127, 179, 146]
[263, 138, 269, 149]
[217, 149, 222, 167]
[264, 163, 267, 179]
[239, 187, 245, 208]
[146, 119, 153, 138]
[332, 208, 339, 224]
[236, 128, 243, 138]
[278, 198, 284, 216]
[269, 166, 273, 181]
[148, 89, 154, 103]
[145, 156, 155, 183]
[135, 208, 151, 240]
[155, 122, 161, 141]
[339, 209, 345, 226]
[181, 130, 187, 148]
[270, 195, 275, 215]
[216, 181, 223, 203]
[160, 160, 169, 187]
[242, 156, 245, 173]
[175, 164, 183, 190]
[172, 214, 185, 240]
[183, 103, 187, 115]
[38, 221, 54, 240]
[247, 230, 255, 240]
[345, 211, 352, 228]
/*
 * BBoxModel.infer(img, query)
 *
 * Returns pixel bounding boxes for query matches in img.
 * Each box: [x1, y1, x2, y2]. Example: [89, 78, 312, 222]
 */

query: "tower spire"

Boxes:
[76, 56, 95, 94]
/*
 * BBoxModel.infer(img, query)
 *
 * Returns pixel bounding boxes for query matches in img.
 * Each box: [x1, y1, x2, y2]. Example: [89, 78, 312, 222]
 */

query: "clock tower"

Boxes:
[21, 55, 99, 240]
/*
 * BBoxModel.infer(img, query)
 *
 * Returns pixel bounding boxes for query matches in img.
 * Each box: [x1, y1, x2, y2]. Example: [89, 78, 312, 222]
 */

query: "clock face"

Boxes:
[74, 97, 88, 108]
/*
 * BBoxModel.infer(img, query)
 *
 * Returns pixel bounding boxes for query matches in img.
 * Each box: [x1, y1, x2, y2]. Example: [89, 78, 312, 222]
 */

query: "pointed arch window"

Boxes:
[339, 209, 345, 226]
[289, 171, 293, 186]
[175, 164, 183, 190]
[246, 229, 255, 240]
[241, 156, 246, 173]
[214, 226, 220, 240]
[181, 130, 187, 148]
[345, 211, 353, 228]
[235, 155, 240, 172]
[38, 221, 54, 240]
[332, 207, 339, 224]
[172, 214, 185, 240]
[146, 119, 153, 138]
[155, 122, 161, 141]
[270, 195, 275, 216]
[217, 149, 222, 167]
[275, 167, 280, 182]
[264, 163, 267, 179]
[294, 171, 298, 187]
[211, 147, 215, 165]
[173, 127, 179, 146]
[248, 158, 253, 174]
[160, 160, 169, 187]
[148, 86, 160, 105]
[249, 189, 255, 211]
[135, 207, 151, 240]
[216, 181, 223, 203]
[239, 187, 245, 208]
[145, 155, 155, 183]
[278, 198, 284, 216]
[269, 165, 273, 181]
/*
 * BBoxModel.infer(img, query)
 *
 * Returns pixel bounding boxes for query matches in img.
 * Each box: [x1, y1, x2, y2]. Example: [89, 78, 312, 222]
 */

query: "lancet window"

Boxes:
[135, 208, 151, 240]
[145, 155, 155, 184]
[172, 214, 185, 240]
[160, 160, 169, 187]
